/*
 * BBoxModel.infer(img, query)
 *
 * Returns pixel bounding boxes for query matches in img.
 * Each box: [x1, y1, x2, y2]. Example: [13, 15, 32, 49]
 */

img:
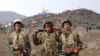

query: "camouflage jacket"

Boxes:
[33, 31, 58, 56]
[8, 31, 31, 56]
[60, 31, 83, 52]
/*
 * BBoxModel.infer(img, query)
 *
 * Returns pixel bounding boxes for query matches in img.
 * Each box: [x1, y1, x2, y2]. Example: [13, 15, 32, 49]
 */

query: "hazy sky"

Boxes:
[0, 0, 100, 16]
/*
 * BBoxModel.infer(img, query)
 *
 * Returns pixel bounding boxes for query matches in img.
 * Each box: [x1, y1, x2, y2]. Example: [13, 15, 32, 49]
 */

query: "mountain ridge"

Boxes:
[0, 11, 27, 24]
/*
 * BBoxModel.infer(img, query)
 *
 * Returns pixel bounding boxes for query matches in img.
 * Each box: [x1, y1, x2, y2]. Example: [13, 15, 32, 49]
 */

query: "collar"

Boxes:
[62, 28, 72, 33]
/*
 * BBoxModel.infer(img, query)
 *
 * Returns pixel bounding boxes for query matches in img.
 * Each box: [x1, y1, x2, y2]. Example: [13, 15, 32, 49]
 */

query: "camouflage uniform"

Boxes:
[33, 31, 58, 56]
[8, 31, 31, 56]
[60, 31, 82, 56]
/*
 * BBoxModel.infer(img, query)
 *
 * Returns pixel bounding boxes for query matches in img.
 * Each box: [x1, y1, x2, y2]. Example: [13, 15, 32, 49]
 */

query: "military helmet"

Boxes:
[43, 21, 53, 28]
[13, 19, 23, 24]
[13, 19, 24, 27]
[61, 20, 72, 28]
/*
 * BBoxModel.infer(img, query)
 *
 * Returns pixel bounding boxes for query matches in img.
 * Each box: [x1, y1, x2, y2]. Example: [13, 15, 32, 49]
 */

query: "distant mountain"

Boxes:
[23, 8, 100, 28]
[58, 8, 100, 24]
[0, 11, 27, 24]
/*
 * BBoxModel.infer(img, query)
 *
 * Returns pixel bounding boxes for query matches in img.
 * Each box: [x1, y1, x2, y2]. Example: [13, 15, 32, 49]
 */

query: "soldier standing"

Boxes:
[32, 21, 58, 56]
[60, 20, 83, 56]
[8, 19, 31, 56]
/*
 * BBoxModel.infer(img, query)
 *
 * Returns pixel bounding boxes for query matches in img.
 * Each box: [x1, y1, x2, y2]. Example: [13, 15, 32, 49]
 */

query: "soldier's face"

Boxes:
[45, 24, 53, 32]
[14, 24, 22, 32]
[63, 23, 71, 30]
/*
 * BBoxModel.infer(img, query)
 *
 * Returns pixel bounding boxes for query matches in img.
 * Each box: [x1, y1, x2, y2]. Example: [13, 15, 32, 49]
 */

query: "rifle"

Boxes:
[19, 45, 30, 56]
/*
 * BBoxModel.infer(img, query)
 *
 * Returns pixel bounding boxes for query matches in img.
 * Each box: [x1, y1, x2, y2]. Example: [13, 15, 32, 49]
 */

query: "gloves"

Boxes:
[66, 48, 80, 53]
[66, 49, 74, 53]
[74, 48, 80, 53]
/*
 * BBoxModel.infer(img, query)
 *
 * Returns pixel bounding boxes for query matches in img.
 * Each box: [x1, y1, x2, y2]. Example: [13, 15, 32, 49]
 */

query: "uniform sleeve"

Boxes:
[76, 33, 83, 48]
[25, 34, 31, 51]
[56, 33, 63, 50]
[73, 32, 83, 49]
[7, 34, 13, 49]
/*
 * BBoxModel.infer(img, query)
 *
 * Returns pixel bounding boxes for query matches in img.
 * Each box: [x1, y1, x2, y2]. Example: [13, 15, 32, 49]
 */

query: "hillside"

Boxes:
[0, 11, 27, 24]
[23, 8, 100, 29]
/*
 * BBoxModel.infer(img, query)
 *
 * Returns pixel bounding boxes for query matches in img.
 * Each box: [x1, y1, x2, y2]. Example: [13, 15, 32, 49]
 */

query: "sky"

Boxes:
[0, 0, 100, 16]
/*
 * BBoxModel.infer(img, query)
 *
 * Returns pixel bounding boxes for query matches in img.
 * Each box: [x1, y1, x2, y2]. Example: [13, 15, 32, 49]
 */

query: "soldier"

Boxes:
[8, 19, 31, 56]
[60, 20, 83, 56]
[32, 21, 58, 56]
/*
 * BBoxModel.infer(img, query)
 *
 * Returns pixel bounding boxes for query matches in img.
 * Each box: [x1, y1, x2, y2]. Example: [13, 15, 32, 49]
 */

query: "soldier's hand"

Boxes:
[13, 45, 19, 50]
[33, 30, 38, 37]
[74, 48, 80, 53]
[34, 30, 38, 34]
